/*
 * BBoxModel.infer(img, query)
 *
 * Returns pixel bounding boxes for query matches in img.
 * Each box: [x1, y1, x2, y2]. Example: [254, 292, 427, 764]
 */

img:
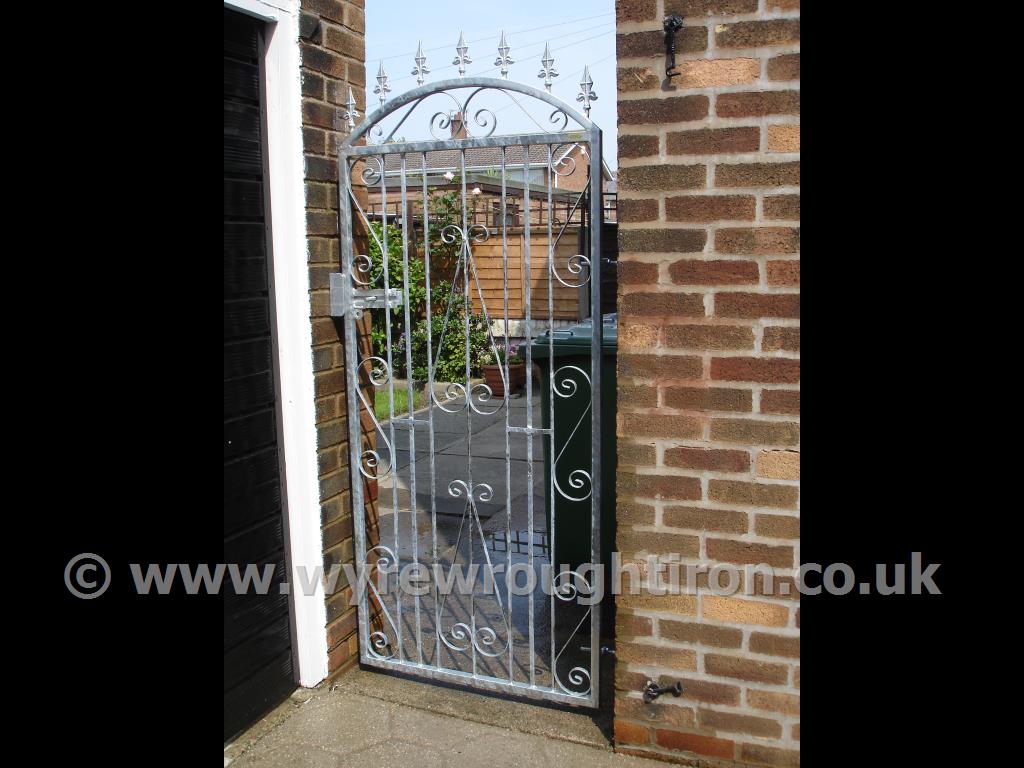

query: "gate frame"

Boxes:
[337, 77, 604, 708]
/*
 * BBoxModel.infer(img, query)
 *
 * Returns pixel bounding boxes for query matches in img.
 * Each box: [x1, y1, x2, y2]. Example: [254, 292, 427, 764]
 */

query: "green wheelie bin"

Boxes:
[531, 313, 618, 580]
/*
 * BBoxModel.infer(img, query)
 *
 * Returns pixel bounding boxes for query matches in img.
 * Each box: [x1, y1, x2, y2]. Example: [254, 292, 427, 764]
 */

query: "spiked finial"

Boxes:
[494, 30, 513, 79]
[342, 86, 360, 132]
[373, 61, 391, 108]
[577, 65, 597, 117]
[453, 31, 471, 76]
[411, 41, 429, 86]
[538, 42, 558, 92]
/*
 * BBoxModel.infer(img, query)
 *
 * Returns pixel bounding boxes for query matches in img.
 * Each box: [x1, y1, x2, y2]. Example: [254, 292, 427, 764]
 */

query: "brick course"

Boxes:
[614, 0, 799, 762]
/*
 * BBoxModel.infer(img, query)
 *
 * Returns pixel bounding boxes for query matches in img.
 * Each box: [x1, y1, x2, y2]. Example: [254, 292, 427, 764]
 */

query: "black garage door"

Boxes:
[223, 8, 294, 741]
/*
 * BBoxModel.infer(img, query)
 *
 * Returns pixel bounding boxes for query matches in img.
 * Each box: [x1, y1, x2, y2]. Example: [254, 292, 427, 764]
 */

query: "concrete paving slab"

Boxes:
[232, 743, 342, 768]
[332, 667, 610, 748]
[225, 667, 673, 768]
[349, 737, 447, 767]
[243, 693, 391, 756]
[444, 725, 551, 766]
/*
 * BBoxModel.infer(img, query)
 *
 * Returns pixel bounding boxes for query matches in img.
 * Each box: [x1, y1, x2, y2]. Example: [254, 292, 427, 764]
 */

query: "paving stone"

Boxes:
[349, 738, 446, 767]
[230, 743, 343, 768]
[243, 693, 391, 756]
[229, 671, 672, 768]
[387, 705, 499, 749]
[542, 735, 671, 767]
[447, 727, 551, 766]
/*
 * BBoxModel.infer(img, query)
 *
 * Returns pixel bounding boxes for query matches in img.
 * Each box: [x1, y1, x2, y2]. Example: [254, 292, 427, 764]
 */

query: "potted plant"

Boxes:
[480, 349, 505, 399]
[506, 344, 526, 392]
[481, 347, 525, 398]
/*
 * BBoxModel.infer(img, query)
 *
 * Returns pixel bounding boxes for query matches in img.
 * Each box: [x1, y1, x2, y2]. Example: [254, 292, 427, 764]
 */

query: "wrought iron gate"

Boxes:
[333, 64, 604, 707]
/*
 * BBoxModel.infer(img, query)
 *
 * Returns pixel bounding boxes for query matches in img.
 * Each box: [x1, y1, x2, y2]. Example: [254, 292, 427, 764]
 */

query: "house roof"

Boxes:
[379, 143, 614, 181]
[381, 146, 551, 173]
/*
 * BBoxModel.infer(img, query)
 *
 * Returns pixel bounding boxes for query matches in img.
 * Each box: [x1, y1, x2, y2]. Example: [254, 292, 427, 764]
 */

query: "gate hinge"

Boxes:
[330, 273, 403, 317]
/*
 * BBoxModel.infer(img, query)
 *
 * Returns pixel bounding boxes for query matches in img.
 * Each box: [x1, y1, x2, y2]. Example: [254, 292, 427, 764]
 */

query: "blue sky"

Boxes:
[364, 0, 618, 168]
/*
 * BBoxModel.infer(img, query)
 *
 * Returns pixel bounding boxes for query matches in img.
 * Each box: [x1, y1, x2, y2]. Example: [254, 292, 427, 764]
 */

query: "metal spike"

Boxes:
[576, 65, 597, 117]
[537, 42, 558, 92]
[453, 31, 471, 76]
[373, 61, 391, 108]
[494, 30, 513, 79]
[411, 41, 429, 86]
[341, 86, 360, 132]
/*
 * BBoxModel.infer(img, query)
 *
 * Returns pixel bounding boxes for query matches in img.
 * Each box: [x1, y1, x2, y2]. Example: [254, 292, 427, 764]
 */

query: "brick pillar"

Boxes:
[613, 1, 799, 765]
[298, 0, 372, 679]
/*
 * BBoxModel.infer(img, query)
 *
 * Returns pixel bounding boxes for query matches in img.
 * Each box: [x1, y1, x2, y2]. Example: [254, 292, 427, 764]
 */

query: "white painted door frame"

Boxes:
[224, 0, 329, 688]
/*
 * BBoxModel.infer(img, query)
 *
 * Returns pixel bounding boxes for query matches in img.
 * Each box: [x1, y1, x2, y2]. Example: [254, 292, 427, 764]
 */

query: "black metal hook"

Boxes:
[663, 14, 685, 78]
[643, 679, 683, 703]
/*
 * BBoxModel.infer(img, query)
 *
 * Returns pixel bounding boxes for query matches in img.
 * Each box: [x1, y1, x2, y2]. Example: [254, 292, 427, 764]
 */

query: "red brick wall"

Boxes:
[297, 0, 372, 679]
[613, 1, 799, 765]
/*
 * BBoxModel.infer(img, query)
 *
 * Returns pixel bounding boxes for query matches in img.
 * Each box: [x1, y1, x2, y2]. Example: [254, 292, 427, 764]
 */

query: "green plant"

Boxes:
[480, 344, 523, 367]
[409, 279, 491, 383]
[366, 180, 493, 383]
[375, 386, 425, 422]
[427, 177, 464, 268]
[367, 221, 426, 377]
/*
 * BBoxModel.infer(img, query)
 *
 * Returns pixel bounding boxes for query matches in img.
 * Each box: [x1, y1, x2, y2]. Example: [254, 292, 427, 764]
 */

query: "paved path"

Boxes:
[225, 669, 666, 768]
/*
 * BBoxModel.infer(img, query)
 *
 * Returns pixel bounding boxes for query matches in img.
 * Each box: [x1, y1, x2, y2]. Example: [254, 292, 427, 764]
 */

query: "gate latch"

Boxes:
[643, 679, 683, 703]
[330, 273, 403, 318]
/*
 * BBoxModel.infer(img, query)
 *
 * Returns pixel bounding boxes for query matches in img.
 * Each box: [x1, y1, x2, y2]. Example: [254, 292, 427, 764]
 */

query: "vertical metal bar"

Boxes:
[380, 157, 402, 661]
[546, 144, 556, 685]
[399, 154, 423, 665]
[522, 145, 535, 688]
[339, 153, 371, 664]
[587, 128, 603, 708]
[460, 149, 477, 677]
[501, 147, 513, 683]
[422, 153, 441, 669]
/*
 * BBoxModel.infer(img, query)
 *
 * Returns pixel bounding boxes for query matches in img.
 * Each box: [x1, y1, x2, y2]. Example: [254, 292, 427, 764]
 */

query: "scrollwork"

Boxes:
[359, 356, 391, 387]
[468, 382, 502, 416]
[468, 224, 490, 243]
[469, 107, 497, 138]
[554, 665, 592, 697]
[349, 78, 593, 150]
[552, 594, 593, 697]
[429, 111, 454, 141]
[364, 545, 400, 660]
[549, 144, 577, 177]
[549, 108, 569, 132]
[431, 380, 468, 413]
[368, 631, 393, 659]
[353, 357, 394, 481]
[552, 366, 594, 502]
[439, 621, 472, 653]
[360, 156, 383, 186]
[552, 253, 591, 289]
[552, 569, 594, 603]
[352, 253, 375, 286]
[447, 479, 494, 504]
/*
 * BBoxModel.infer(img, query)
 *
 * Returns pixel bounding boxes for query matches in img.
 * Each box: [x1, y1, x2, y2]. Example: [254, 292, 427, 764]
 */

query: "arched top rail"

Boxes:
[340, 77, 598, 149]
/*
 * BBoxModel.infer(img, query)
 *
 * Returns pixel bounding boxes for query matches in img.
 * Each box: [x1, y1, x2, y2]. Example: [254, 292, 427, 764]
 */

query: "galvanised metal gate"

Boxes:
[332, 51, 603, 707]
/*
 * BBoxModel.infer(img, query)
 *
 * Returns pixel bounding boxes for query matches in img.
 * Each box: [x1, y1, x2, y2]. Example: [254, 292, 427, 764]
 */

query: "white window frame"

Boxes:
[224, 0, 328, 687]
